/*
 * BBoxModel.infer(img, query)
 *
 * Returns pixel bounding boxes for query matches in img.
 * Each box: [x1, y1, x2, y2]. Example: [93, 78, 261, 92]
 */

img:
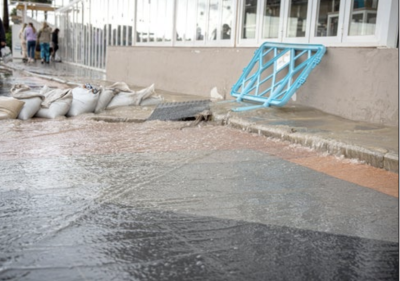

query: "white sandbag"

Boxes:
[17, 97, 43, 120]
[136, 84, 155, 105]
[106, 91, 140, 109]
[0, 97, 25, 120]
[94, 87, 116, 113]
[11, 84, 45, 120]
[96, 82, 135, 112]
[39, 85, 52, 96]
[108, 82, 134, 93]
[1, 46, 12, 63]
[106, 84, 156, 109]
[67, 87, 100, 117]
[35, 89, 73, 119]
[139, 96, 163, 106]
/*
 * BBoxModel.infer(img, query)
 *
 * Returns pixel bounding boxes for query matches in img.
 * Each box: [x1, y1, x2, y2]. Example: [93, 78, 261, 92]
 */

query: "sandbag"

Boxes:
[67, 87, 100, 117]
[106, 91, 140, 109]
[106, 84, 156, 109]
[94, 87, 116, 113]
[136, 84, 155, 105]
[95, 82, 136, 113]
[39, 85, 52, 96]
[0, 97, 25, 120]
[107, 82, 134, 93]
[1, 46, 12, 63]
[11, 84, 45, 120]
[139, 96, 163, 106]
[35, 89, 73, 119]
[17, 97, 43, 120]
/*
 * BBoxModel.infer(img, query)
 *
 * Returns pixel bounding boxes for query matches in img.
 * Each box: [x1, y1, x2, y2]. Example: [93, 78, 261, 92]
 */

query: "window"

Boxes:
[221, 0, 233, 40]
[208, 0, 219, 41]
[262, 0, 282, 39]
[136, 0, 173, 45]
[315, 0, 341, 37]
[196, 0, 207, 41]
[242, 0, 257, 39]
[56, 0, 397, 70]
[287, 0, 309, 38]
[136, 0, 150, 43]
[238, 0, 393, 47]
[348, 0, 378, 36]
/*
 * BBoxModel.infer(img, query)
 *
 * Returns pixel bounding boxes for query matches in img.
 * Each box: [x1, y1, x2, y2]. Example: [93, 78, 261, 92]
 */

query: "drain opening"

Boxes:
[147, 100, 211, 122]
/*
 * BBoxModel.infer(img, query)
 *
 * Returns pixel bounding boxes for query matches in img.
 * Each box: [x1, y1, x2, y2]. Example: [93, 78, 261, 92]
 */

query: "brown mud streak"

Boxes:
[256, 144, 398, 198]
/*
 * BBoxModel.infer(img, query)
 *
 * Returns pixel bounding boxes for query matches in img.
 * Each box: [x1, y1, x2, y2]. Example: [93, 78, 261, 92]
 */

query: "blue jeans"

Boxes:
[27, 40, 36, 59]
[40, 43, 50, 62]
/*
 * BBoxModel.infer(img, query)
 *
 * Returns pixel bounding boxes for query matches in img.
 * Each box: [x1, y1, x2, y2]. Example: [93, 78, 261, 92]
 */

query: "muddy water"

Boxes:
[0, 117, 398, 280]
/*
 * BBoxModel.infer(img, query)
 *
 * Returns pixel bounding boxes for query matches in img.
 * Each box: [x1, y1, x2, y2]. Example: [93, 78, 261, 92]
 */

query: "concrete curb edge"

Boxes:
[213, 113, 398, 173]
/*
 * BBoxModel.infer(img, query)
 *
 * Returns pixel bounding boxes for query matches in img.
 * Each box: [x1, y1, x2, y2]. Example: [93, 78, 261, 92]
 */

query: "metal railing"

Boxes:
[231, 42, 326, 112]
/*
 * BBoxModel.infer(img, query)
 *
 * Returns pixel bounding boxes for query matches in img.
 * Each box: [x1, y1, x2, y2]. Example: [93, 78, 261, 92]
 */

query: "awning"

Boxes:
[15, 3, 56, 12]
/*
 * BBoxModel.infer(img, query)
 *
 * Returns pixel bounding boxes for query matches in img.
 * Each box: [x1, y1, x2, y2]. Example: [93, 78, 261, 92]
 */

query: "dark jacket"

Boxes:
[52, 31, 58, 45]
[0, 18, 6, 43]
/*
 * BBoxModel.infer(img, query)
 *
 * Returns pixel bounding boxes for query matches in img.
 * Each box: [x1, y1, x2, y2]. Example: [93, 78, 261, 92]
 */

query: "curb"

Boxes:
[212, 113, 398, 173]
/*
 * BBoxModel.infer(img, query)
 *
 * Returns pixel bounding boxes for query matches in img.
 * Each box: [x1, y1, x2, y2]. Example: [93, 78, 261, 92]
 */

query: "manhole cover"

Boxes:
[147, 100, 210, 121]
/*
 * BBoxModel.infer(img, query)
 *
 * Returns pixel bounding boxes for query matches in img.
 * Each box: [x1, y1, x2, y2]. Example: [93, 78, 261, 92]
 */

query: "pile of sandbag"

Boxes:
[0, 82, 162, 120]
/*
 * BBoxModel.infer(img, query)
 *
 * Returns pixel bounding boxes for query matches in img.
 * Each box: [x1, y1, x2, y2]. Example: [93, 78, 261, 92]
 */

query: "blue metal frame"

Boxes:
[231, 42, 326, 112]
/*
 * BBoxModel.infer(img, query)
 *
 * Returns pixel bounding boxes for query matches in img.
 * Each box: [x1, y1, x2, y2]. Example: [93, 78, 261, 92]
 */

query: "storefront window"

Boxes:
[136, 0, 150, 43]
[221, 0, 233, 40]
[165, 1, 174, 42]
[208, 0, 220, 40]
[55, 0, 396, 69]
[315, 0, 341, 37]
[176, 0, 187, 41]
[242, 0, 257, 39]
[262, 0, 281, 39]
[186, 1, 196, 41]
[287, 0, 309, 37]
[349, 0, 379, 36]
[196, 0, 206, 41]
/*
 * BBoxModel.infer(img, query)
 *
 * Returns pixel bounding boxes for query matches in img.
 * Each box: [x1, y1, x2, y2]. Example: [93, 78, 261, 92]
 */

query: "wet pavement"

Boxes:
[1, 59, 398, 173]
[0, 60, 398, 280]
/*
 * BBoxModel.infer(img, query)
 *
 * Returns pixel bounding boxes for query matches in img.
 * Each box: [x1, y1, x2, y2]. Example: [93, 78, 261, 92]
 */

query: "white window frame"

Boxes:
[236, 0, 397, 47]
[237, 0, 262, 46]
[135, 0, 174, 46]
[204, 0, 236, 47]
[342, 0, 382, 46]
[238, 0, 286, 46]
[259, 0, 286, 44]
[174, 0, 193, 46]
[309, 0, 346, 45]
[281, 0, 313, 44]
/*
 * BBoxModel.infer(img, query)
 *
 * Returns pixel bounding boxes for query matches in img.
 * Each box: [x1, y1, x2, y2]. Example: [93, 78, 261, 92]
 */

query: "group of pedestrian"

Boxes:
[19, 21, 59, 64]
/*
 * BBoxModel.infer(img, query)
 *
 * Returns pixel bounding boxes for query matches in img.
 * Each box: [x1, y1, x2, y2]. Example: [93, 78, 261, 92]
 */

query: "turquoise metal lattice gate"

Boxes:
[231, 42, 326, 112]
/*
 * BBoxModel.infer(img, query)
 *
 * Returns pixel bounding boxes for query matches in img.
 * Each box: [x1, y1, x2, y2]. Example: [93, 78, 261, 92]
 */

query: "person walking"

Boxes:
[51, 28, 59, 61]
[0, 18, 6, 57]
[25, 22, 37, 63]
[19, 23, 28, 62]
[38, 22, 52, 64]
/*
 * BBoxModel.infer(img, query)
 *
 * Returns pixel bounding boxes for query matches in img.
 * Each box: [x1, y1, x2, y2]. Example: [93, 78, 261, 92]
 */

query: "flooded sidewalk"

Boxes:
[0, 115, 398, 280]
[0, 60, 398, 280]
[1, 60, 398, 173]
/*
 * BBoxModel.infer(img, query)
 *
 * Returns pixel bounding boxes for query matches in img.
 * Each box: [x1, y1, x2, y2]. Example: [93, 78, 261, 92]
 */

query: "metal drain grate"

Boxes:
[147, 100, 210, 121]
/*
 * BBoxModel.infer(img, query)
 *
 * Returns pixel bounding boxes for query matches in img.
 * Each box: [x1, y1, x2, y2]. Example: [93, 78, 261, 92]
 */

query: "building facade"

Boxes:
[54, 0, 398, 126]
